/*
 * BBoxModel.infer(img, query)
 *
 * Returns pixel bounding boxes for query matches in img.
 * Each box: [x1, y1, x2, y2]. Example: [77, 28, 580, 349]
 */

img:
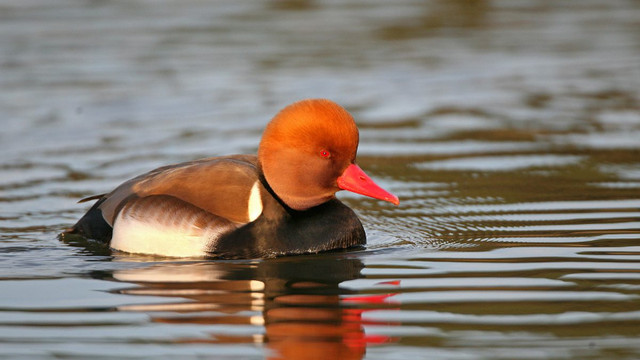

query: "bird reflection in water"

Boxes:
[106, 255, 399, 359]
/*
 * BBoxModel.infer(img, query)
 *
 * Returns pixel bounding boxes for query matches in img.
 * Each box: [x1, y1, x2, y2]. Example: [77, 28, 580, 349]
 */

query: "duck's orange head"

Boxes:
[258, 99, 399, 210]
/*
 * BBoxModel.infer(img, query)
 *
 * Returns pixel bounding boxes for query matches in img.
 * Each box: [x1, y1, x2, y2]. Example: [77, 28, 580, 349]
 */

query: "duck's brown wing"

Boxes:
[99, 154, 260, 225]
[65, 155, 262, 246]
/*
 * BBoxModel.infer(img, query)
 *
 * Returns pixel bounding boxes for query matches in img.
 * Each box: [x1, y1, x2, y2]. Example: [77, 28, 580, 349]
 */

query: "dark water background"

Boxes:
[1, 1, 640, 359]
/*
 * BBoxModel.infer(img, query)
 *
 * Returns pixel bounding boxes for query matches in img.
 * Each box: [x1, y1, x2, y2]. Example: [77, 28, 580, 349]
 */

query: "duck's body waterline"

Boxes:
[63, 99, 398, 258]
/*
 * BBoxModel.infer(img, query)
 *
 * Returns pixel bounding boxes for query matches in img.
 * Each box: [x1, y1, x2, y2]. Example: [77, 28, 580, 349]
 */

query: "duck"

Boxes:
[63, 99, 399, 259]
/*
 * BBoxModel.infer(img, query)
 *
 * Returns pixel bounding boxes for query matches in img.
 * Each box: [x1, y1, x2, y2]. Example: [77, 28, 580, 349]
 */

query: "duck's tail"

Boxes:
[61, 196, 113, 243]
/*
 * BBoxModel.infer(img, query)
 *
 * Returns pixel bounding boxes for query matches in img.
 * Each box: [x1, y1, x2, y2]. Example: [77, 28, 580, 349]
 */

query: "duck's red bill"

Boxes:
[337, 164, 399, 206]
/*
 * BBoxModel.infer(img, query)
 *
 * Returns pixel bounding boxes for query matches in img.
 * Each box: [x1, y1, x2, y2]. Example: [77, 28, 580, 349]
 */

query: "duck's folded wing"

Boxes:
[99, 155, 260, 226]
[65, 155, 262, 245]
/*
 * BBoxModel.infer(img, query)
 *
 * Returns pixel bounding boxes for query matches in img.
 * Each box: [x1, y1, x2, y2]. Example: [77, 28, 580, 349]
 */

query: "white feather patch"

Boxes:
[247, 181, 263, 222]
[110, 210, 211, 258]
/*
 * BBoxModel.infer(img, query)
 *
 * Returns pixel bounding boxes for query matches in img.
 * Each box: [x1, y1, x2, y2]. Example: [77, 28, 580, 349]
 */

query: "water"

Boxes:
[1, 1, 639, 359]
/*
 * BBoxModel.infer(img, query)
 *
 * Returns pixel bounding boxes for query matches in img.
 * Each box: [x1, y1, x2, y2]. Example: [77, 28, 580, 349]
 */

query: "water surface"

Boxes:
[1, 1, 640, 359]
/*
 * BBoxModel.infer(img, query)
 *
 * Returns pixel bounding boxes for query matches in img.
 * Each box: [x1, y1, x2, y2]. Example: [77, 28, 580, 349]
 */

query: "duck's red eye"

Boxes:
[320, 150, 331, 158]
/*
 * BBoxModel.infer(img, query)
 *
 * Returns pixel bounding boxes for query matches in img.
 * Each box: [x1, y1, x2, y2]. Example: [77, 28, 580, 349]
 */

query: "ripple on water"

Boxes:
[358, 140, 544, 156]
[414, 154, 584, 172]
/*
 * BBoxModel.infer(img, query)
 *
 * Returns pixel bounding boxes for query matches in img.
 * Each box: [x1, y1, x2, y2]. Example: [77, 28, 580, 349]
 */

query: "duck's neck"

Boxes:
[257, 170, 334, 212]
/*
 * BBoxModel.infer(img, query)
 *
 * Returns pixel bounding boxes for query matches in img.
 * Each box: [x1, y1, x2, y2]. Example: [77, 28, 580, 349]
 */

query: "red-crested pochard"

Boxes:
[63, 99, 399, 258]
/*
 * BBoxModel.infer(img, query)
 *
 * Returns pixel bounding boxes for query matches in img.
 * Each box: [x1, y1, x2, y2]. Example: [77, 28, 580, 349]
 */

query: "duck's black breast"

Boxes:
[209, 197, 366, 259]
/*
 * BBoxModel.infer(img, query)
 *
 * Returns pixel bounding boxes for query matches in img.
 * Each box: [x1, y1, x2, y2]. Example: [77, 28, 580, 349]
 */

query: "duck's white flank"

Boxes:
[108, 181, 262, 257]
[110, 206, 214, 257]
